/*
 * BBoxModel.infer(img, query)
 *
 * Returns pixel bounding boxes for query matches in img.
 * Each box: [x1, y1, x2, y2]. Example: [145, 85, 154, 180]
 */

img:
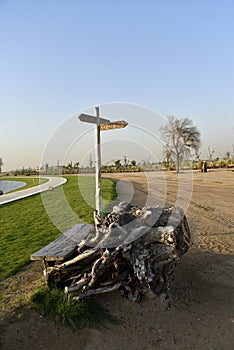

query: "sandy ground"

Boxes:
[0, 169, 234, 350]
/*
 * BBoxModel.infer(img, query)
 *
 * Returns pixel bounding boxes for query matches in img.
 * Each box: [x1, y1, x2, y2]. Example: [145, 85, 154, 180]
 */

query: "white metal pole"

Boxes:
[94, 106, 102, 219]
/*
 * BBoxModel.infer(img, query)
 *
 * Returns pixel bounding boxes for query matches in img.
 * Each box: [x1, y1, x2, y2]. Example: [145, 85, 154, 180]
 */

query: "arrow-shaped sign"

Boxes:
[100, 120, 128, 131]
[79, 114, 110, 125]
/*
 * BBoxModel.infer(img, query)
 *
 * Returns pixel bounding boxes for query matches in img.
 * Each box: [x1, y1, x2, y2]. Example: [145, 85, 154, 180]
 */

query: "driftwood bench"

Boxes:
[30, 223, 95, 263]
[31, 204, 192, 303]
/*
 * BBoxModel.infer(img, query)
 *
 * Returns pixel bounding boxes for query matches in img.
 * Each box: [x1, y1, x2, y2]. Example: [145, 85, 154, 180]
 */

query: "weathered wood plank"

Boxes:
[30, 224, 94, 261]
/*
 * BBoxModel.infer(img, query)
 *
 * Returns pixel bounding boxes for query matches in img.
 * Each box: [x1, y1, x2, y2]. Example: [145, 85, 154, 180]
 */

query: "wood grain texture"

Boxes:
[31, 224, 94, 261]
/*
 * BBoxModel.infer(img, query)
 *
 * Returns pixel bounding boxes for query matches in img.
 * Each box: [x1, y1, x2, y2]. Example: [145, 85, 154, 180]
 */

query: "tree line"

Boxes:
[1, 117, 234, 175]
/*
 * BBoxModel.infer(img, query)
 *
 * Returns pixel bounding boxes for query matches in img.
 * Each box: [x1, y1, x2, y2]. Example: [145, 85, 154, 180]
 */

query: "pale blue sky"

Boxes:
[1, 0, 233, 170]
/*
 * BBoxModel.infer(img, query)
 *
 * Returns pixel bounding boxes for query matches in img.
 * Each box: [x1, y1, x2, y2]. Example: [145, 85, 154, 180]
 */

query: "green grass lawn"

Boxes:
[0, 176, 117, 278]
[0, 176, 48, 193]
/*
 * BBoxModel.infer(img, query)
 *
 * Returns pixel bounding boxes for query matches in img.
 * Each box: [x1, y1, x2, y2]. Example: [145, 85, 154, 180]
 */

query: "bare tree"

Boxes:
[0, 158, 3, 173]
[160, 116, 201, 173]
[207, 145, 215, 162]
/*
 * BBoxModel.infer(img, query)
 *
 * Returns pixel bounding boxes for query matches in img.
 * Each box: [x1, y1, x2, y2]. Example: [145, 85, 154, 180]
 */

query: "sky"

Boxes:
[0, 0, 234, 171]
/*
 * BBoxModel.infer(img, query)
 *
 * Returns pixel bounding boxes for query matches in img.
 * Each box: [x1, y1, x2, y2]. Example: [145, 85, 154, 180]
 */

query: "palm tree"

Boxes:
[160, 116, 201, 173]
[114, 160, 121, 169]
[74, 162, 80, 174]
[163, 147, 173, 171]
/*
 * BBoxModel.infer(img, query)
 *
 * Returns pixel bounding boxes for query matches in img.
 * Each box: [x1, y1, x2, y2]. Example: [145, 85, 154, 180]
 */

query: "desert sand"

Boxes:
[0, 169, 233, 350]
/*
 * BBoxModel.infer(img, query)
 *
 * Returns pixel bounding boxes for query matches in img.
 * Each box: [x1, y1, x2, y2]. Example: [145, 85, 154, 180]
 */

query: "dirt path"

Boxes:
[1, 170, 234, 349]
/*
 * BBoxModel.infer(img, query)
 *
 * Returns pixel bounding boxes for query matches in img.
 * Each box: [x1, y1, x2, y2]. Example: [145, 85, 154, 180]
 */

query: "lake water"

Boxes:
[0, 180, 27, 194]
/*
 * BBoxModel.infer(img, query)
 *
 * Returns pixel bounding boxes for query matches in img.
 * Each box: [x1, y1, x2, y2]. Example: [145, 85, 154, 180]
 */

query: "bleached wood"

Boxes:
[30, 224, 94, 261]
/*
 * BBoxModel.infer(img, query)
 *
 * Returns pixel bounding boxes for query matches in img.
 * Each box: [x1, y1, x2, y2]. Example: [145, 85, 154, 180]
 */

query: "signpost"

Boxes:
[78, 107, 128, 222]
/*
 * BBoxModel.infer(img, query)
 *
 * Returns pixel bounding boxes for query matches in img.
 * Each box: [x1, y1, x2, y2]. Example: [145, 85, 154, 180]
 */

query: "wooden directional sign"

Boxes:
[79, 114, 110, 125]
[78, 107, 128, 221]
[100, 120, 128, 131]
